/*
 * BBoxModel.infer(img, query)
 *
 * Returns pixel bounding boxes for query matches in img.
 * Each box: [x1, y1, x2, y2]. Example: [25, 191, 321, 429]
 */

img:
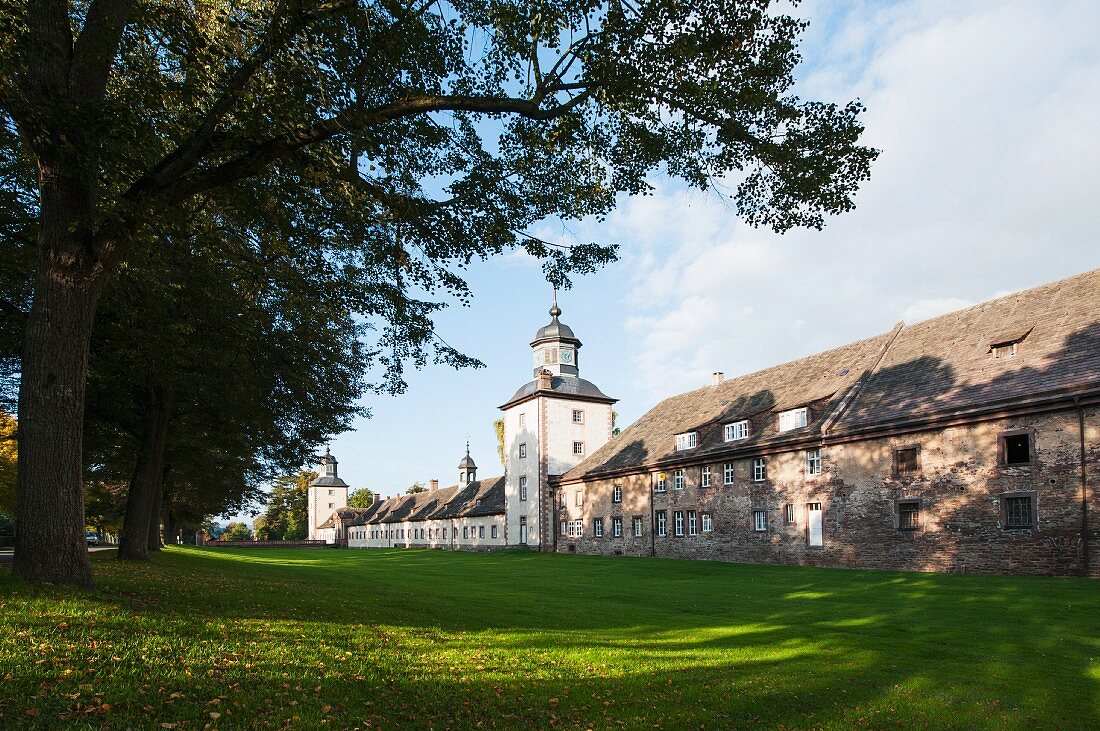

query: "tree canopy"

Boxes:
[1, 0, 876, 585]
[348, 488, 375, 508]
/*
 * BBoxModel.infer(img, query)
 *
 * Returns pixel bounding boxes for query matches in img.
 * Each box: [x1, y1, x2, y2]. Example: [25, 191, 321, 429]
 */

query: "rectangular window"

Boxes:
[723, 463, 735, 485]
[575, 491, 583, 506]
[778, 407, 808, 432]
[785, 503, 795, 524]
[1001, 431, 1032, 465]
[753, 457, 767, 482]
[655, 472, 667, 492]
[894, 446, 920, 476]
[656, 511, 667, 537]
[572, 409, 584, 423]
[898, 500, 920, 530]
[1004, 494, 1035, 529]
[674, 469, 685, 490]
[753, 509, 768, 532]
[560, 520, 566, 536]
[519, 443, 527, 459]
[491, 525, 498, 539]
[519, 413, 526, 430]
[633, 516, 644, 537]
[519, 476, 528, 501]
[724, 420, 749, 441]
[463, 527, 468, 539]
[573, 441, 585, 455]
[612, 517, 623, 537]
[559, 492, 565, 508]
[612, 484, 622, 503]
[688, 510, 697, 536]
[594, 517, 603, 537]
[328, 502, 334, 509]
[675, 432, 698, 450]
[574, 520, 583, 538]
[701, 513, 713, 532]
[701, 465, 711, 487]
[806, 448, 821, 476]
[328, 489, 334, 495]
[674, 511, 684, 536]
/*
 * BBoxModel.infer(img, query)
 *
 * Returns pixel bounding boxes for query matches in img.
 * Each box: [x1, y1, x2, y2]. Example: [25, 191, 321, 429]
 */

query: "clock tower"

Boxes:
[500, 294, 616, 550]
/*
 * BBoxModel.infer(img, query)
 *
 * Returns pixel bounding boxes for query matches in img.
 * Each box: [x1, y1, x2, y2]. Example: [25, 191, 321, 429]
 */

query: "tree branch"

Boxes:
[70, 0, 135, 104]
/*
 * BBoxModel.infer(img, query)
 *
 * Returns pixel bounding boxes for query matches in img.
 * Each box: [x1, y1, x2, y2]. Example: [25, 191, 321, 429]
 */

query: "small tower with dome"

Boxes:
[458, 441, 477, 485]
[499, 294, 616, 549]
[307, 447, 349, 540]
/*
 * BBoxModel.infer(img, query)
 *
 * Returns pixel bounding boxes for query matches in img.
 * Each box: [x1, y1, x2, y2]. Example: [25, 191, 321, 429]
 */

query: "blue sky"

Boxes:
[241, 0, 1100, 516]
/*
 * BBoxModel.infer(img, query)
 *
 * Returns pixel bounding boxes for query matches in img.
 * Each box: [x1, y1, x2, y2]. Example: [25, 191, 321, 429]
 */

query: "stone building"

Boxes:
[555, 269, 1099, 576]
[307, 447, 348, 542]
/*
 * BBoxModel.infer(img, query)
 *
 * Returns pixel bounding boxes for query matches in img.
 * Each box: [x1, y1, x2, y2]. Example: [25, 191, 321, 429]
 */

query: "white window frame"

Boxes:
[723, 463, 735, 485]
[688, 510, 697, 536]
[519, 413, 526, 429]
[701, 513, 713, 533]
[560, 520, 567, 536]
[594, 517, 603, 537]
[753, 509, 768, 532]
[806, 448, 821, 476]
[575, 491, 583, 506]
[519, 443, 527, 459]
[633, 516, 644, 537]
[655, 472, 667, 492]
[674, 511, 684, 536]
[753, 457, 767, 482]
[519, 475, 528, 501]
[656, 511, 667, 537]
[572, 409, 584, 424]
[491, 525, 497, 539]
[612, 485, 622, 503]
[778, 407, 808, 432]
[785, 503, 796, 523]
[701, 465, 711, 487]
[612, 517, 623, 537]
[724, 420, 749, 442]
[573, 441, 585, 455]
[675, 432, 698, 451]
[674, 469, 685, 490]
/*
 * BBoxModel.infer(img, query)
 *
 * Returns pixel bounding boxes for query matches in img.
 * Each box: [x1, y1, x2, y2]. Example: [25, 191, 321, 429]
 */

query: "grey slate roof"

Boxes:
[564, 329, 896, 480]
[563, 268, 1100, 482]
[836, 268, 1100, 431]
[503, 375, 616, 408]
[349, 476, 506, 524]
[309, 475, 348, 488]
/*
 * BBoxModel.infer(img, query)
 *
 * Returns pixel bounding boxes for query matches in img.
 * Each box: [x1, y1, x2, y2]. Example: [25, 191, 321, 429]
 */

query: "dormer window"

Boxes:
[778, 407, 808, 432]
[675, 432, 698, 451]
[989, 328, 1031, 359]
[724, 420, 749, 442]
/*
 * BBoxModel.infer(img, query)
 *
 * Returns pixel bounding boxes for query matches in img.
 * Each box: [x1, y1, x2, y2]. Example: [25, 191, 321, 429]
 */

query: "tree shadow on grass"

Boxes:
[1, 548, 1096, 729]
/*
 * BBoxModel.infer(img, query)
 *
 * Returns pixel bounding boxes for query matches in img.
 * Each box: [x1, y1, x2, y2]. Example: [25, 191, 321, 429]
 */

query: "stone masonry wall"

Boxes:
[557, 405, 1099, 576]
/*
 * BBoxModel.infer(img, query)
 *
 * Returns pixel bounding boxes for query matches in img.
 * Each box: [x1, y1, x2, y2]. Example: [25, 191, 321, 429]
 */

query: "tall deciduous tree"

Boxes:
[1, 0, 876, 585]
[347, 488, 375, 509]
[255, 470, 313, 540]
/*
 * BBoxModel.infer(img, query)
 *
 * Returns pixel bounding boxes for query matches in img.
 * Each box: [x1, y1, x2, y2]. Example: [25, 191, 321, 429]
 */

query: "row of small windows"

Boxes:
[563, 516, 647, 538]
[517, 409, 585, 432]
[519, 440, 585, 458]
[658, 430, 1037, 492]
[675, 408, 809, 452]
[350, 525, 499, 541]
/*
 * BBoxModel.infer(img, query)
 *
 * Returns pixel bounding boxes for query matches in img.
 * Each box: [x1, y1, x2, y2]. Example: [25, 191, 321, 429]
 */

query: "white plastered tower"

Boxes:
[499, 295, 616, 549]
[307, 447, 349, 540]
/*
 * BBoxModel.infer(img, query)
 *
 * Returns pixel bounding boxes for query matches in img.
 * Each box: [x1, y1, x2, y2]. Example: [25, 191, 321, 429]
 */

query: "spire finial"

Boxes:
[549, 287, 561, 318]
[465, 438, 470, 456]
[325, 445, 330, 457]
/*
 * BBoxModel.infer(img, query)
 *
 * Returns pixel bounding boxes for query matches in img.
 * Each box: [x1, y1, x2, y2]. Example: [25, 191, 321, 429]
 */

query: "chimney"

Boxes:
[536, 368, 553, 390]
[712, 372, 725, 386]
[429, 479, 439, 492]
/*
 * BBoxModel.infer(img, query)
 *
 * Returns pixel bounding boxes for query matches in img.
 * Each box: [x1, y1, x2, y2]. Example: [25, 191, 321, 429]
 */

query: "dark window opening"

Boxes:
[1005, 496, 1033, 529]
[895, 447, 919, 475]
[1003, 433, 1031, 465]
[898, 501, 920, 530]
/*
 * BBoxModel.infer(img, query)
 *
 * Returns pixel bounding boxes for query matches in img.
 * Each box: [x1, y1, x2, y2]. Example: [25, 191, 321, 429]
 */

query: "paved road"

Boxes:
[0, 546, 114, 564]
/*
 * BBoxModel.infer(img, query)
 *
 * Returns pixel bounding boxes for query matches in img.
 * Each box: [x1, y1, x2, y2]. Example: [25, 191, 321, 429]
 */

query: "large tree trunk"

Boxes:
[147, 476, 164, 551]
[117, 388, 172, 561]
[13, 266, 101, 587]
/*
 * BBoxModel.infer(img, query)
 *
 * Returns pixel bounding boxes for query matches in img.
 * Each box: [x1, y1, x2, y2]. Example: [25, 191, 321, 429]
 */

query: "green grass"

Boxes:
[1, 548, 1097, 730]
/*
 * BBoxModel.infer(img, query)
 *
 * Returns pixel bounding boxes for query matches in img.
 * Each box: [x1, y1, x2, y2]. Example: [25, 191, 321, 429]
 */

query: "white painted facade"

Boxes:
[307, 448, 348, 542]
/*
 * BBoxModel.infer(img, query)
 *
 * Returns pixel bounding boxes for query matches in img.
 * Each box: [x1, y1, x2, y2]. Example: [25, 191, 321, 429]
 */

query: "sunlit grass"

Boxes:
[1, 547, 1097, 729]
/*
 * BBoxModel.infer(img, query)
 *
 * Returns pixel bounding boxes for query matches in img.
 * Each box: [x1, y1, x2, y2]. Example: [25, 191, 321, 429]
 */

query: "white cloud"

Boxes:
[607, 0, 1100, 401]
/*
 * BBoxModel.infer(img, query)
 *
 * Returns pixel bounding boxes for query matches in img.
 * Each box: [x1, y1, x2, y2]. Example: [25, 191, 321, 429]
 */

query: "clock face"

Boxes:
[560, 349, 573, 364]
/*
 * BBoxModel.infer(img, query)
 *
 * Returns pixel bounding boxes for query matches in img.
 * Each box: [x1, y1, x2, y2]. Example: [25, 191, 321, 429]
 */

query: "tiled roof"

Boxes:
[501, 376, 615, 408]
[349, 476, 506, 524]
[834, 268, 1100, 431]
[564, 268, 1100, 481]
[564, 330, 897, 480]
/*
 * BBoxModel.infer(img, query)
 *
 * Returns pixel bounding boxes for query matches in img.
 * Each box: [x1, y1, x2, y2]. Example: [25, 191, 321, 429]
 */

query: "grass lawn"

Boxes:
[1, 548, 1098, 729]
